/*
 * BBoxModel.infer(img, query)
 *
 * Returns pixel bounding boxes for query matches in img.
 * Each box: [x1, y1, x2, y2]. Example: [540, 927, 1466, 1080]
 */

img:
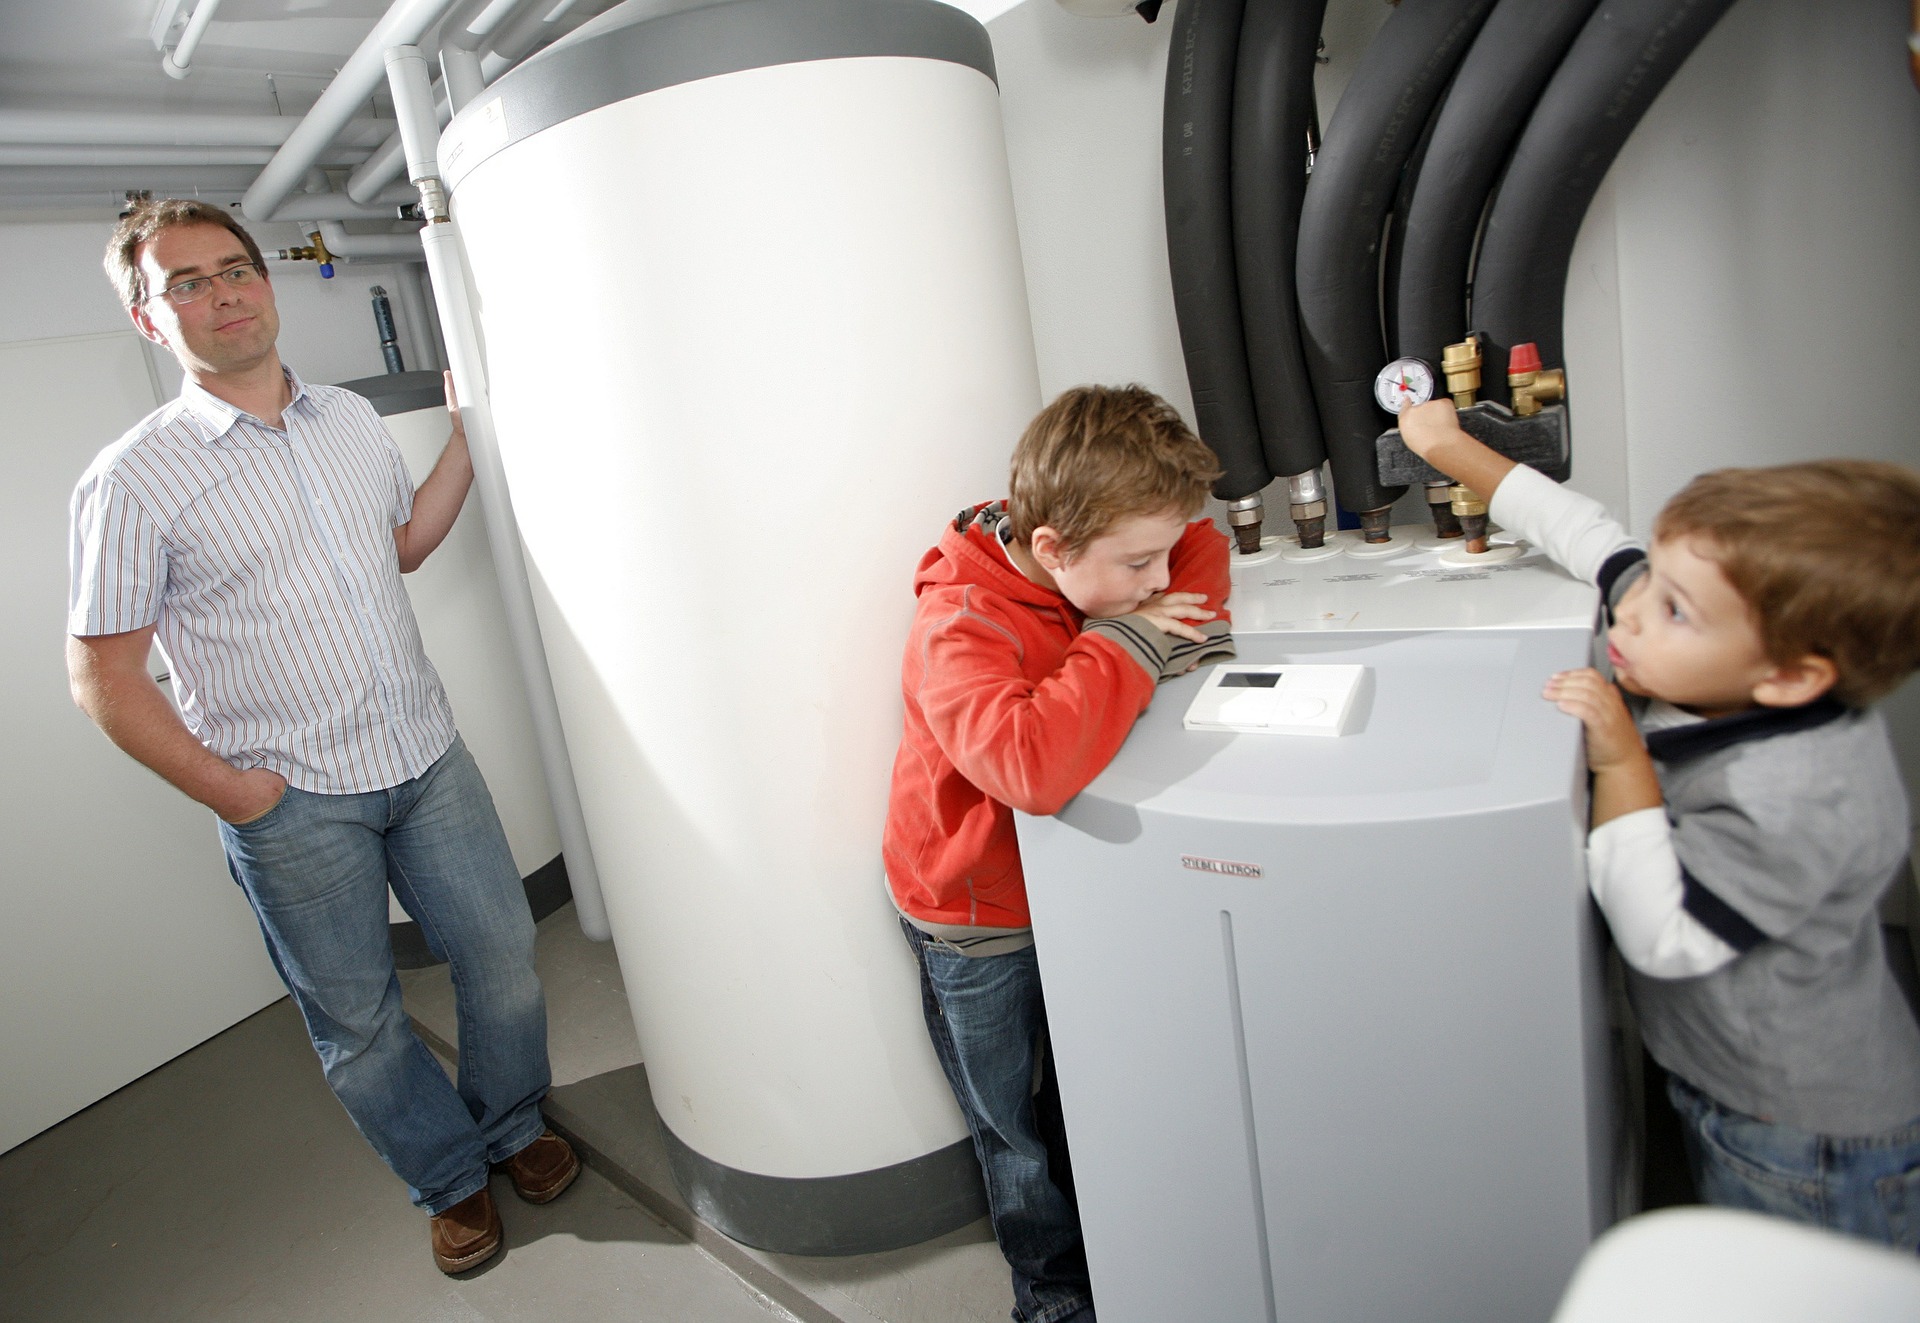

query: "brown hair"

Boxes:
[1654, 459, 1920, 706]
[104, 198, 266, 309]
[1007, 384, 1222, 557]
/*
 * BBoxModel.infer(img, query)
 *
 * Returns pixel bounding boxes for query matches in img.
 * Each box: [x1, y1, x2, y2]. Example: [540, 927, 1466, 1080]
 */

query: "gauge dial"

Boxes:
[1374, 357, 1436, 415]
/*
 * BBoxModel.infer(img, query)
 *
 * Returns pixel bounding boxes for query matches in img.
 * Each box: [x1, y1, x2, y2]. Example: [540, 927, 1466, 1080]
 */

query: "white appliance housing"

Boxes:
[439, 0, 1040, 1251]
[1017, 533, 1619, 1321]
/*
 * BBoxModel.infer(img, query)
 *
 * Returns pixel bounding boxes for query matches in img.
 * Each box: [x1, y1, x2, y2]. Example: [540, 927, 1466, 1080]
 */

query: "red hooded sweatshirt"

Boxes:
[883, 502, 1233, 931]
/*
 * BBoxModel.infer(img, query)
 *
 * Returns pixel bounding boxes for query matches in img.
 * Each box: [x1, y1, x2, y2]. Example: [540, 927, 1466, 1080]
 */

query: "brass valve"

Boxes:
[1450, 484, 1491, 554]
[1507, 341, 1566, 419]
[1441, 335, 1482, 408]
[277, 230, 336, 265]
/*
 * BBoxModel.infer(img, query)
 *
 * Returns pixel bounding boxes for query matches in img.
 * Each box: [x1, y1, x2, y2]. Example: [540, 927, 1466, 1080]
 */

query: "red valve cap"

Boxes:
[1508, 341, 1543, 374]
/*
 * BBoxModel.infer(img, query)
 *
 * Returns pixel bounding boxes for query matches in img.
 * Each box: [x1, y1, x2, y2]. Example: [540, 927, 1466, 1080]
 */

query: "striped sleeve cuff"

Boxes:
[1082, 613, 1177, 680]
[1161, 620, 1235, 682]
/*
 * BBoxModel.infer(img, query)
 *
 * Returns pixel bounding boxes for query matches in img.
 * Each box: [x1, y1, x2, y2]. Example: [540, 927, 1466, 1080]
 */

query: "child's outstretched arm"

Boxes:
[1400, 399, 1517, 498]
[1404, 400, 1639, 587]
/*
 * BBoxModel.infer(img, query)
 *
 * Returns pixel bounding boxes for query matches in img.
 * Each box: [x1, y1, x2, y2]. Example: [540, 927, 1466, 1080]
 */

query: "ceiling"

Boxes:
[0, 0, 1024, 220]
[0, 0, 624, 219]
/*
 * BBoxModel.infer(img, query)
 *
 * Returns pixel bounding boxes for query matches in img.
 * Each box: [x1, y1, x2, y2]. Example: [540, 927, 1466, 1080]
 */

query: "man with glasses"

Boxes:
[66, 198, 575, 1273]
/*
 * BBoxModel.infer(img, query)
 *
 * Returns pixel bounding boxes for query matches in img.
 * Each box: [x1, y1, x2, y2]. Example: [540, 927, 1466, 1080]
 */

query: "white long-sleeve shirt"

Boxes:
[1489, 466, 1737, 979]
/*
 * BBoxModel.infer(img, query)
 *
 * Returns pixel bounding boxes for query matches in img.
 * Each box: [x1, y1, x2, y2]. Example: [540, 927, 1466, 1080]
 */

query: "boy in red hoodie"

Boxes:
[884, 385, 1233, 1323]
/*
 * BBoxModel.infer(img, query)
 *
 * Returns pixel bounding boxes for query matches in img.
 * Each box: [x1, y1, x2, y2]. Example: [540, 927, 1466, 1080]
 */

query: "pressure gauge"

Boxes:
[1374, 357, 1436, 415]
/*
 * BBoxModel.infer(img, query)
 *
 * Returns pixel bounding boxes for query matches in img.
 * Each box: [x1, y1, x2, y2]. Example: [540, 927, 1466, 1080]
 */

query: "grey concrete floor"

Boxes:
[0, 989, 792, 1323]
[1, 900, 1012, 1323]
[398, 905, 1013, 1323]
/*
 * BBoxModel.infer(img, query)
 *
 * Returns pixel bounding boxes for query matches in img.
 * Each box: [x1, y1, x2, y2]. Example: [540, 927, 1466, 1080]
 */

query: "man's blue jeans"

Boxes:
[219, 736, 550, 1215]
[901, 919, 1095, 1323]
[1667, 1072, 1920, 1252]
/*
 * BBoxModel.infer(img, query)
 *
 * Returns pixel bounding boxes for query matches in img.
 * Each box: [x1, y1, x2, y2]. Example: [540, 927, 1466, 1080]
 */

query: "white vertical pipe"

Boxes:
[162, 0, 225, 79]
[383, 43, 611, 941]
[240, 0, 463, 223]
[394, 267, 443, 370]
[347, 85, 449, 204]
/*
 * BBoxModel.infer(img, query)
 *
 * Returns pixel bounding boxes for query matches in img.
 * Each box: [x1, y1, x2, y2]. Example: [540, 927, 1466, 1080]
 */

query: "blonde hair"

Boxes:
[1007, 385, 1222, 557]
[105, 198, 266, 309]
[1654, 459, 1920, 706]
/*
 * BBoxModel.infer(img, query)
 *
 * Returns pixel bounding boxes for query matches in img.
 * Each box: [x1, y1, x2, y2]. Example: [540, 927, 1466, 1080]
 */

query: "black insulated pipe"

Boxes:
[1163, 0, 1271, 525]
[1469, 0, 1738, 432]
[1230, 0, 1328, 485]
[1394, 0, 1601, 373]
[1296, 0, 1498, 522]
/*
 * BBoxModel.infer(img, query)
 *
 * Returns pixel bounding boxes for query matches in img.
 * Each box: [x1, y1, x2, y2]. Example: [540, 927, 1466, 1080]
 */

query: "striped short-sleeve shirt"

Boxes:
[68, 368, 456, 794]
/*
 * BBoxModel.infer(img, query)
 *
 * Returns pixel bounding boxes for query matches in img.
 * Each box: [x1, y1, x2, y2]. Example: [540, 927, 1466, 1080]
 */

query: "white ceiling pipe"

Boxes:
[150, 0, 191, 50]
[0, 145, 373, 167]
[486, 0, 587, 66]
[447, 0, 538, 49]
[0, 112, 394, 150]
[316, 219, 426, 259]
[162, 0, 226, 79]
[347, 84, 450, 205]
[239, 0, 465, 224]
[0, 163, 259, 189]
[440, 45, 486, 110]
[271, 186, 419, 222]
[384, 40, 611, 943]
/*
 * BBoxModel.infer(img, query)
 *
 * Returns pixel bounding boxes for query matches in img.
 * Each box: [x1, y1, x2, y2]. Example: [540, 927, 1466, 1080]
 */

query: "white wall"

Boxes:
[987, 0, 1920, 811]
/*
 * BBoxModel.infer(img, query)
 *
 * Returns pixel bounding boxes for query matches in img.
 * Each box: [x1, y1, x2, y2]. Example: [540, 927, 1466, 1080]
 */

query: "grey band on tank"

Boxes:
[336, 369, 446, 416]
[440, 0, 996, 194]
[658, 1121, 988, 1256]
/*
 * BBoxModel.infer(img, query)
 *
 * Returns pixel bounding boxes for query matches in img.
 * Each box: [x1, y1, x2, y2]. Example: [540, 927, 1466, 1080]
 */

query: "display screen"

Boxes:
[1219, 671, 1281, 688]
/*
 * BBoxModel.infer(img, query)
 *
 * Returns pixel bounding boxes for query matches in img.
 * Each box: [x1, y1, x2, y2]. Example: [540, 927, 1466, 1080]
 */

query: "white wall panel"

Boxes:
[0, 331, 284, 1155]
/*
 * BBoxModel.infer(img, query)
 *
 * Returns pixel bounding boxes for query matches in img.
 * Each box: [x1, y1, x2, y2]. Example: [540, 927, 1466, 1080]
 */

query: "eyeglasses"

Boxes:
[145, 262, 264, 306]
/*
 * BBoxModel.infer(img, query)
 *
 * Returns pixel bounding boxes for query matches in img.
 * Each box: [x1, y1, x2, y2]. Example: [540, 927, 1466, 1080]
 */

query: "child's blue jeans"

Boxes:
[1667, 1072, 1920, 1253]
[901, 919, 1095, 1323]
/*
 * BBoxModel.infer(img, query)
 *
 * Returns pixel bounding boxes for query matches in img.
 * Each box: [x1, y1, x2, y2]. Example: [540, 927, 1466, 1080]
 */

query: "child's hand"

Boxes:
[1399, 398, 1515, 496]
[1131, 591, 1214, 644]
[1545, 668, 1644, 773]
[1545, 668, 1664, 825]
[1399, 398, 1462, 462]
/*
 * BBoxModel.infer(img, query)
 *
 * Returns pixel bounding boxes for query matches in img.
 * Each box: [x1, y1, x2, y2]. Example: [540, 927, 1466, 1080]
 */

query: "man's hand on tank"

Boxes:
[1131, 591, 1214, 644]
[442, 370, 466, 448]
[218, 767, 289, 825]
[1544, 669, 1645, 773]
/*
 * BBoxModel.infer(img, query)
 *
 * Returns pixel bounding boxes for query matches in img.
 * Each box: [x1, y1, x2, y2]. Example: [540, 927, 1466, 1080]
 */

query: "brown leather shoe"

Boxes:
[430, 1187, 502, 1274]
[502, 1130, 580, 1204]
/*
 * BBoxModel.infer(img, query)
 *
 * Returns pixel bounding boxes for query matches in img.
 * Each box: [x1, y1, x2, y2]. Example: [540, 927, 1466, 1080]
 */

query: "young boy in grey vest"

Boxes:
[1403, 401, 1920, 1250]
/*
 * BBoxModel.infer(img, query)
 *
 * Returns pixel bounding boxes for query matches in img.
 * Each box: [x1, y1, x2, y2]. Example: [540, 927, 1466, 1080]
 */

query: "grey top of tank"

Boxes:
[335, 370, 445, 417]
[440, 0, 996, 194]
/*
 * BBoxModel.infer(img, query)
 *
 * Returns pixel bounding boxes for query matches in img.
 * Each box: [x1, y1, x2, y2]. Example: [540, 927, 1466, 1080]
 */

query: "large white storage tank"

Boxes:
[438, 0, 1041, 1251]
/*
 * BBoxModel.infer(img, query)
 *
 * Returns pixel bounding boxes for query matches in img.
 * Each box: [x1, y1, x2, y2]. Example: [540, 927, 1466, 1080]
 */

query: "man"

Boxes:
[67, 198, 575, 1274]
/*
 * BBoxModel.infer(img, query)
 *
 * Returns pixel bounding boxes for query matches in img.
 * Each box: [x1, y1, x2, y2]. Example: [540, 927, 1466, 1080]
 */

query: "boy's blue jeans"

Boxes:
[901, 919, 1095, 1323]
[1667, 1072, 1920, 1252]
[219, 736, 550, 1215]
